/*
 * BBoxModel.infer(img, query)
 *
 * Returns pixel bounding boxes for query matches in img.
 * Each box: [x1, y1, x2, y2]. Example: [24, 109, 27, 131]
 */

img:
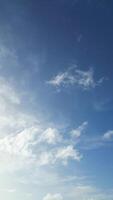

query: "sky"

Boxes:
[0, 0, 113, 200]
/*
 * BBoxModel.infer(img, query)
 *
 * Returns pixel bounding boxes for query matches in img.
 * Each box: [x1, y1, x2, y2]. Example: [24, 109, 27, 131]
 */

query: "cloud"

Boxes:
[0, 75, 87, 175]
[0, 76, 31, 137]
[37, 145, 81, 166]
[81, 128, 113, 150]
[0, 44, 18, 69]
[0, 126, 39, 157]
[103, 130, 113, 140]
[0, 75, 83, 171]
[0, 77, 20, 105]
[39, 128, 62, 144]
[43, 193, 63, 200]
[47, 67, 104, 90]
[69, 184, 113, 200]
[0, 123, 82, 170]
[0, 129, 82, 171]
[56, 145, 82, 164]
[0, 76, 82, 171]
[70, 121, 88, 138]
[42, 185, 113, 200]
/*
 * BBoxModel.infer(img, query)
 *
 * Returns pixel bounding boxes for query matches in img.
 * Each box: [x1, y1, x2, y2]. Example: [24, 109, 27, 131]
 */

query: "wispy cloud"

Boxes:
[94, 98, 113, 112]
[43, 193, 63, 200]
[0, 77, 20, 105]
[0, 44, 18, 69]
[69, 184, 113, 200]
[42, 184, 113, 200]
[47, 67, 105, 90]
[70, 121, 88, 138]
[81, 129, 113, 150]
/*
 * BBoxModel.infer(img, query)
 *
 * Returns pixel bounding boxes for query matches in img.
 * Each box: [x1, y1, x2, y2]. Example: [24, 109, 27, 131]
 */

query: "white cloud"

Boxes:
[0, 75, 83, 172]
[48, 72, 68, 87]
[56, 145, 82, 163]
[70, 121, 88, 138]
[37, 144, 82, 166]
[103, 130, 113, 140]
[0, 76, 82, 170]
[43, 193, 63, 200]
[47, 67, 104, 90]
[38, 151, 55, 165]
[42, 185, 113, 200]
[39, 128, 62, 144]
[0, 126, 39, 157]
[0, 127, 82, 170]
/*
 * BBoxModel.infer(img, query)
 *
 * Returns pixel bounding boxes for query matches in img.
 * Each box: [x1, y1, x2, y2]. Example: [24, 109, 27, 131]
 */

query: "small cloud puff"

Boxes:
[103, 130, 113, 140]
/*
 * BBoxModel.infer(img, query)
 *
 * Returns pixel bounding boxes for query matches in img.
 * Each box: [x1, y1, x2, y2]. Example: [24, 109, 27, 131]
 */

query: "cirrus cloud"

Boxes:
[47, 67, 105, 90]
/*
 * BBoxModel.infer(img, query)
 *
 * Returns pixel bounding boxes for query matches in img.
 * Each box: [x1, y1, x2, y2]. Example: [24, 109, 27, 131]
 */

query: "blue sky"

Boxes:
[0, 0, 113, 200]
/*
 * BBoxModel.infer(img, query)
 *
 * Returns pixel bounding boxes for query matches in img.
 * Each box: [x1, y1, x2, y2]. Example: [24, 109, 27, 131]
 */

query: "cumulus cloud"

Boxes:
[36, 145, 82, 166]
[0, 76, 82, 171]
[0, 126, 39, 157]
[0, 126, 82, 170]
[43, 193, 63, 200]
[47, 67, 104, 90]
[0, 75, 84, 172]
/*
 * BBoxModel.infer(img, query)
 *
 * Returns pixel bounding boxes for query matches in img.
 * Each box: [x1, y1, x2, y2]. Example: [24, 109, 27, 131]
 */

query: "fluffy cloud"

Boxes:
[39, 128, 62, 144]
[0, 126, 39, 157]
[43, 193, 63, 200]
[0, 76, 83, 171]
[103, 130, 113, 140]
[47, 67, 104, 90]
[36, 144, 82, 166]
[0, 119, 82, 170]
[0, 75, 85, 174]
[0, 127, 81, 169]
[56, 145, 82, 163]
